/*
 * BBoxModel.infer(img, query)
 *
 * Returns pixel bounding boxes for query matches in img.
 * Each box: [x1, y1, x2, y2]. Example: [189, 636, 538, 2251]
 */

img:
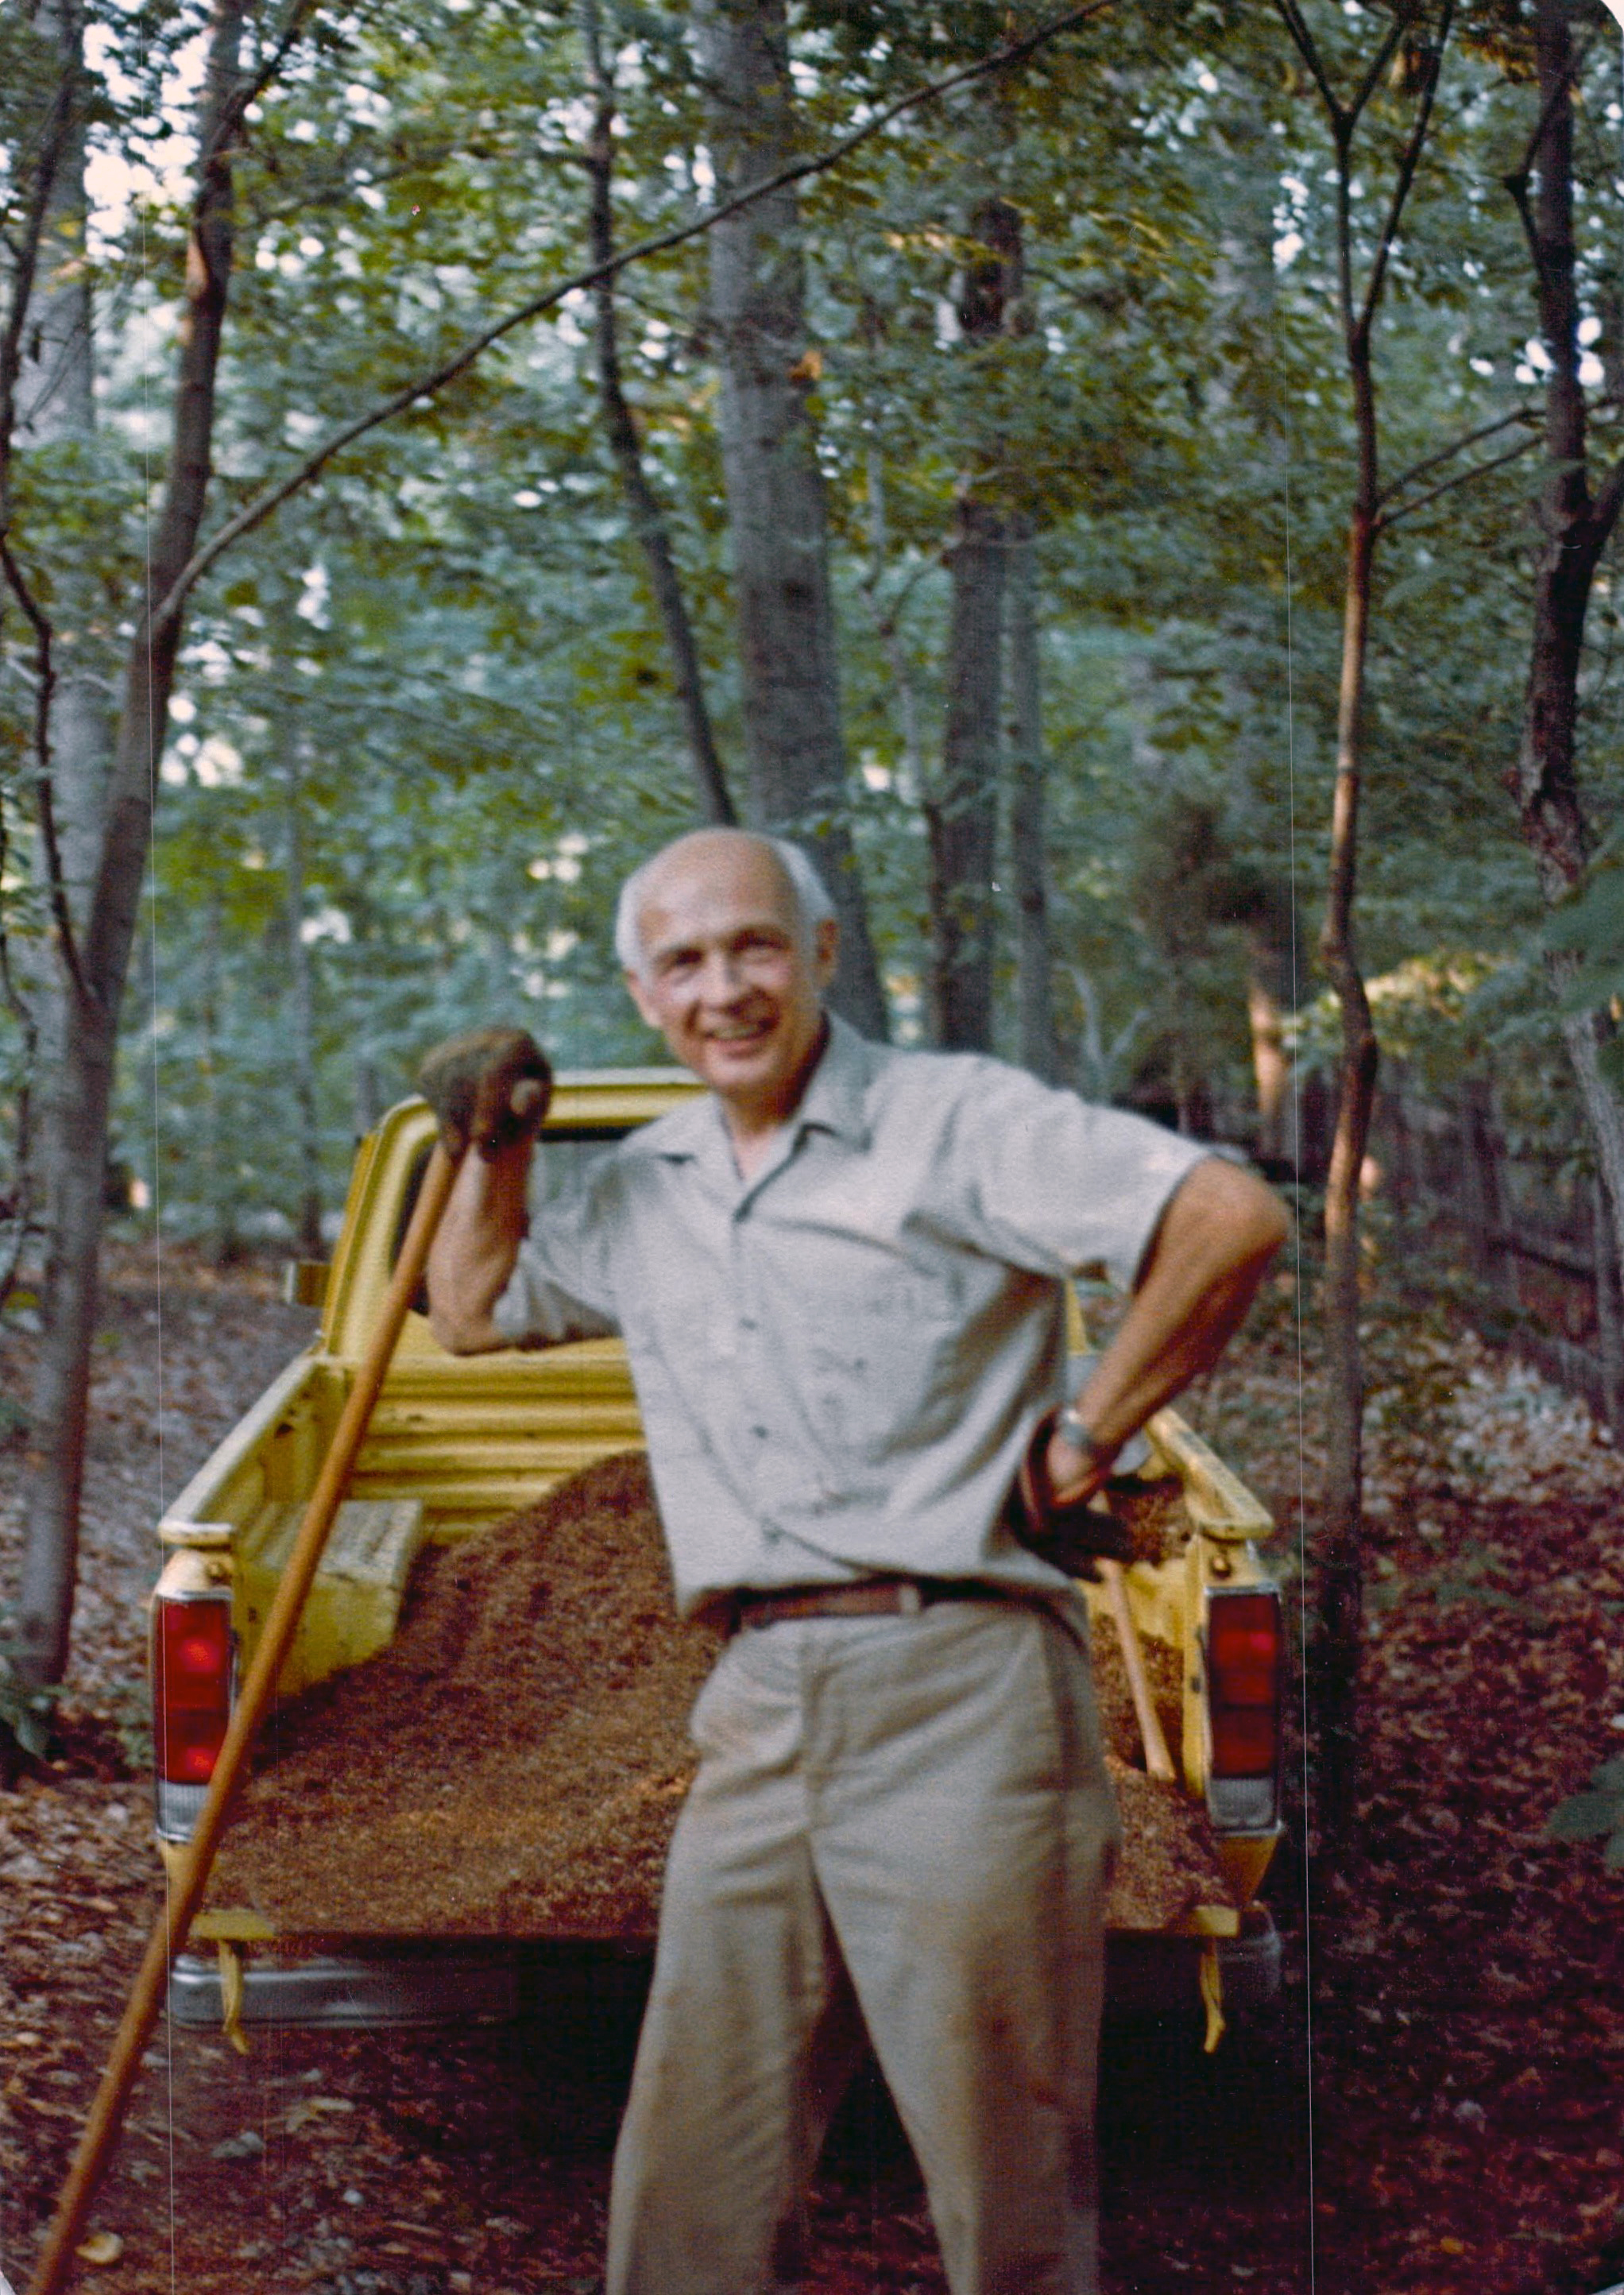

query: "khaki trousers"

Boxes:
[605, 1598, 1119, 2295]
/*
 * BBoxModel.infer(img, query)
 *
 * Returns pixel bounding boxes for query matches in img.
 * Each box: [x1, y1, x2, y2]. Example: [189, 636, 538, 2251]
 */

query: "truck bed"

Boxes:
[201, 1453, 1240, 1945]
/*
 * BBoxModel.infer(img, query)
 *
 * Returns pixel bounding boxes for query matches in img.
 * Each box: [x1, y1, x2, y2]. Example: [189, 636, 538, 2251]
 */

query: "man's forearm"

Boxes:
[426, 1137, 533, 1353]
[1052, 1157, 1288, 1499]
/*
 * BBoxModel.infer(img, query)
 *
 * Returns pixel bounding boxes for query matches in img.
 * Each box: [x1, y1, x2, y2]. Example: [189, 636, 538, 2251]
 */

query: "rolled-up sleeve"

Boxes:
[948, 1064, 1212, 1290]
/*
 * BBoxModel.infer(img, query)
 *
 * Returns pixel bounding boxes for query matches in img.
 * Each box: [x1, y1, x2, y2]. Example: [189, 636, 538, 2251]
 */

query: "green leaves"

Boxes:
[1549, 1756, 1624, 1873]
[0, 1645, 59, 1765]
[1542, 848, 1624, 1086]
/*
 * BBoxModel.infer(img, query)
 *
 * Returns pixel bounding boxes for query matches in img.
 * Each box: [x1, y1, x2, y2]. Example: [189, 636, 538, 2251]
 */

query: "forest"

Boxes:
[2, 0, 1623, 1780]
[6, 2, 1624, 2289]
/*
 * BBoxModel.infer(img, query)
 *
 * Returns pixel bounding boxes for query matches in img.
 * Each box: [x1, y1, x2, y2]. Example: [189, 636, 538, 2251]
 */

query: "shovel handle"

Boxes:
[1099, 1558, 1177, 1784]
[28, 1141, 459, 2295]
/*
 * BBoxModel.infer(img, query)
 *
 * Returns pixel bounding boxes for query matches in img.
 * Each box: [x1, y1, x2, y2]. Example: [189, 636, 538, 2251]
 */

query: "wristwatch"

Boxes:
[1054, 1407, 1116, 1469]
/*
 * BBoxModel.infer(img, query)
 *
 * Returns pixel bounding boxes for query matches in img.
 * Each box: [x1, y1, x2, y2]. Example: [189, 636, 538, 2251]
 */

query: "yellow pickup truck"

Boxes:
[149, 1075, 1286, 2042]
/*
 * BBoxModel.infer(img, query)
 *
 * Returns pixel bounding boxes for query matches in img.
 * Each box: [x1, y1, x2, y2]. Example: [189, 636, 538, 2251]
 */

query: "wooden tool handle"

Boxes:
[1099, 1557, 1177, 1783]
[28, 1142, 460, 2295]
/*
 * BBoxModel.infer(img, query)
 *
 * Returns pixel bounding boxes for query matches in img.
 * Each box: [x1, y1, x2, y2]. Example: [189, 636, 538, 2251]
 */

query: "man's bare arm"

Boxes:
[1048, 1156, 1289, 1504]
[426, 1136, 534, 1354]
[417, 1024, 553, 1354]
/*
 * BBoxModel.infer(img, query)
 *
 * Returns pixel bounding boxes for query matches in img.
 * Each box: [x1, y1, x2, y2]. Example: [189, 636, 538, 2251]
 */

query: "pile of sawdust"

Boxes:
[1104, 1756, 1238, 1929]
[207, 1453, 1235, 1940]
[1102, 1473, 1193, 1566]
[210, 1453, 719, 1938]
[1089, 1608, 1184, 1775]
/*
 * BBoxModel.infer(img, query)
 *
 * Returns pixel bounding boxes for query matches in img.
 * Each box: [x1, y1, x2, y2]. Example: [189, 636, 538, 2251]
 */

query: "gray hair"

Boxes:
[613, 831, 837, 977]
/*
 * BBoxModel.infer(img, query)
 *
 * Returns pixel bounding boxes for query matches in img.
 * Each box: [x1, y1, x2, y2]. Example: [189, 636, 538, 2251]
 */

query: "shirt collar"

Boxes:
[790, 1013, 872, 1151]
[626, 1012, 873, 1163]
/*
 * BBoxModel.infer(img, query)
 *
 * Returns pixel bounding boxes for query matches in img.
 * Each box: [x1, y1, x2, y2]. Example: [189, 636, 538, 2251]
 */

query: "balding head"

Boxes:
[613, 830, 835, 981]
[617, 828, 841, 1131]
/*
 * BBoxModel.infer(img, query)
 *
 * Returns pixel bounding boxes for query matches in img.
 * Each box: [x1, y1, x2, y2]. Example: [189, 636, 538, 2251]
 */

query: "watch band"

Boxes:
[1055, 1407, 1116, 1466]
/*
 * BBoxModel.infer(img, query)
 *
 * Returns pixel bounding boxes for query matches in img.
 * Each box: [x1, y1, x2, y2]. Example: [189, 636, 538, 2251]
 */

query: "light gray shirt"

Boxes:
[493, 1016, 1210, 1618]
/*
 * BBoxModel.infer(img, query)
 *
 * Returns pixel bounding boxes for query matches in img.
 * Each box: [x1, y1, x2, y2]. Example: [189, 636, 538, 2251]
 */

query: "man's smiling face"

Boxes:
[624, 833, 837, 1128]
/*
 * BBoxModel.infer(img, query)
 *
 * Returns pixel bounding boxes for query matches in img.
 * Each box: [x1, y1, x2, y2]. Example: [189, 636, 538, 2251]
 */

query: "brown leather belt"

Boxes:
[729, 1577, 1007, 1631]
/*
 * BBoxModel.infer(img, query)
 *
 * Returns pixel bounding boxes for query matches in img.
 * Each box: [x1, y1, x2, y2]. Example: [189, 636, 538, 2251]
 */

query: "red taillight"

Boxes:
[153, 1596, 233, 1785]
[1207, 1591, 1280, 1778]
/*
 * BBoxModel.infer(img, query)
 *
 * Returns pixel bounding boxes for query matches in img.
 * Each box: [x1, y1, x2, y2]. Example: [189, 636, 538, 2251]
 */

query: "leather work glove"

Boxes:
[1007, 1411, 1135, 1579]
[417, 1025, 553, 1161]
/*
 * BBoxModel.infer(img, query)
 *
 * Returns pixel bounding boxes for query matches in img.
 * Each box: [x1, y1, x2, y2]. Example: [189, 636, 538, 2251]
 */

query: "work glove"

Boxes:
[1007, 1410, 1135, 1579]
[417, 1025, 553, 1161]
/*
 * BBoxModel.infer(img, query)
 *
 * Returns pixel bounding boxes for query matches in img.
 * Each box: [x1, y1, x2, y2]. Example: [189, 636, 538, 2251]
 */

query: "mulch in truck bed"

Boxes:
[207, 1452, 1235, 1939]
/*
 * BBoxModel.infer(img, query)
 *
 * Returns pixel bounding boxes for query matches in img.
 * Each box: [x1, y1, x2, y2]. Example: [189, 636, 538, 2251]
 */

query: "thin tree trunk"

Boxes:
[14, 0, 245, 1689]
[581, 0, 734, 828]
[926, 195, 1023, 1055]
[1006, 523, 1058, 1082]
[694, 0, 886, 1036]
[198, 893, 239, 1267]
[1270, 0, 1454, 1852]
[927, 497, 1004, 1051]
[1506, 0, 1624, 1295]
[284, 737, 323, 1260]
[1247, 968, 1289, 1165]
[1315, 473, 1381, 1844]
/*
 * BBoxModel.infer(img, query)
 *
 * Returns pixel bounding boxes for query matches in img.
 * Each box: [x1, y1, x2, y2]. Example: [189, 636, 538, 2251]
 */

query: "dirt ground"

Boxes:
[2, 1230, 1623, 2294]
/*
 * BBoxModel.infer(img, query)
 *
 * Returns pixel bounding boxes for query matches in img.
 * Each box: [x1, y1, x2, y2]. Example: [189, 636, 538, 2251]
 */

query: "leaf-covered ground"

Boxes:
[2, 1239, 1623, 2293]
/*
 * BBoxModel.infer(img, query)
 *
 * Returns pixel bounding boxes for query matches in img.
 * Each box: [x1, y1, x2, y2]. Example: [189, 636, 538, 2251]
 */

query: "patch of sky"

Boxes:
[300, 907, 353, 946]
[297, 567, 331, 629]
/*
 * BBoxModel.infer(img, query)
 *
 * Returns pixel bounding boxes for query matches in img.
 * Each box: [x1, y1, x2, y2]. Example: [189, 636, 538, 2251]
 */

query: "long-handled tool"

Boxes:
[27, 1141, 458, 2295]
[1098, 1556, 1177, 1783]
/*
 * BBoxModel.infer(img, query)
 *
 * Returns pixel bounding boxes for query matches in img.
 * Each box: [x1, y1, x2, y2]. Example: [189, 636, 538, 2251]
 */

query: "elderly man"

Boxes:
[422, 826, 1286, 2295]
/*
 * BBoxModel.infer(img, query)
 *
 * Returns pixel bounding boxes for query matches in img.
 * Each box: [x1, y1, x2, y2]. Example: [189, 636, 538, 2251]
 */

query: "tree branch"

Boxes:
[0, 538, 95, 1013]
[1375, 431, 1540, 529]
[1357, 0, 1456, 341]
[580, 0, 735, 827]
[1269, 0, 1346, 130]
[146, 0, 1117, 641]
[0, 39, 78, 517]
[200, 0, 323, 172]
[1591, 450, 1624, 558]
[1345, 9, 1414, 138]
[1378, 402, 1539, 505]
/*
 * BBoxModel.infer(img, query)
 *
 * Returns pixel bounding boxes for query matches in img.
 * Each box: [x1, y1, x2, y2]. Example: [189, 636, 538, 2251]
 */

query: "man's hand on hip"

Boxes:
[418, 1025, 553, 1161]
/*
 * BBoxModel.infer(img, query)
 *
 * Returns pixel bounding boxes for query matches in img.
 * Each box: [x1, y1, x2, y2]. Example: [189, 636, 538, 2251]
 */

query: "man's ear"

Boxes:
[812, 915, 839, 988]
[624, 969, 661, 1030]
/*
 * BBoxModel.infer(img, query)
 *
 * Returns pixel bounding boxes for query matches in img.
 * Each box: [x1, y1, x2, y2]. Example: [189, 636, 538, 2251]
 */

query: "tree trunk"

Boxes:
[1591, 1178, 1624, 1442]
[1269, 0, 1455, 1860]
[1314, 479, 1381, 1846]
[1247, 967, 1289, 1166]
[1460, 1078, 1513, 1305]
[1005, 524, 1057, 1082]
[1509, 0, 1624, 1298]
[581, 0, 734, 830]
[694, 0, 886, 1037]
[284, 738, 323, 1260]
[198, 895, 240, 1267]
[926, 195, 1024, 1055]
[14, 0, 245, 1689]
[14, 1, 93, 447]
[927, 497, 1004, 1051]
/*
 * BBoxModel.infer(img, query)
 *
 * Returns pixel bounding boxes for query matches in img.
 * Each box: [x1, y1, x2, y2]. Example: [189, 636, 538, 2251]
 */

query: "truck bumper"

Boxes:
[168, 1909, 1282, 2034]
[1104, 1903, 1283, 2022]
[166, 1945, 523, 2029]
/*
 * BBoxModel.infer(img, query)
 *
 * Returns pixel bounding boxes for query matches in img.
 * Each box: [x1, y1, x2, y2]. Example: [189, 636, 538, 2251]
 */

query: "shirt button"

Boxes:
[763, 1522, 782, 1542]
[751, 1424, 769, 1440]
[740, 1315, 758, 1333]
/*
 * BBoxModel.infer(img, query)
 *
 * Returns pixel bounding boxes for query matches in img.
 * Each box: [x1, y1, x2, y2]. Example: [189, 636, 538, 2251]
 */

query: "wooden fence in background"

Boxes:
[1375, 1085, 1624, 1438]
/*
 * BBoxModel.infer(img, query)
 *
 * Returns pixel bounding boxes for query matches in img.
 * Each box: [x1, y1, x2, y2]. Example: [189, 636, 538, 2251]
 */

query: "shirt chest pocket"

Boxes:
[791, 1267, 965, 1464]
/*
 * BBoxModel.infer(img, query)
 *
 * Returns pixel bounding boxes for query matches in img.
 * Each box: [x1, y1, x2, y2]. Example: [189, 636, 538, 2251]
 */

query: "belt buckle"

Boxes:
[895, 1581, 923, 1616]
